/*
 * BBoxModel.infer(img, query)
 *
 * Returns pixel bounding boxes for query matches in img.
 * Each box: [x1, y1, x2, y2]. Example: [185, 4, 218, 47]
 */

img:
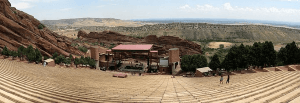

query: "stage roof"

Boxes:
[112, 44, 153, 51]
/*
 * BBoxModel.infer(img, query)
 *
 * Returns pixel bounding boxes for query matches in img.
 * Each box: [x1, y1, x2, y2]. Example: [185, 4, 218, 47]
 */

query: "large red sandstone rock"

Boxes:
[78, 30, 202, 56]
[0, 0, 84, 56]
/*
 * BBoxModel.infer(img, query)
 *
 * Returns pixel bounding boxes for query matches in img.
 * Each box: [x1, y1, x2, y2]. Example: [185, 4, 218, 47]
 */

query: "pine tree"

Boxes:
[52, 52, 58, 59]
[26, 45, 36, 62]
[11, 51, 18, 60]
[209, 54, 220, 71]
[69, 54, 73, 62]
[55, 54, 65, 64]
[18, 46, 25, 60]
[1, 46, 9, 57]
[35, 48, 42, 63]
[74, 58, 80, 68]
[88, 58, 96, 68]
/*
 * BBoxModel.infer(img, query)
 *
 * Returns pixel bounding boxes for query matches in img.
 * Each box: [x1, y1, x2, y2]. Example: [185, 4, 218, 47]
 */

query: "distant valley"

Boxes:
[41, 18, 300, 44]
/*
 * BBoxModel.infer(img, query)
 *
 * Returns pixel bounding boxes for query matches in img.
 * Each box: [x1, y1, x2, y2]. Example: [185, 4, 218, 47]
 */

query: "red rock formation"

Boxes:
[78, 30, 202, 56]
[0, 0, 84, 56]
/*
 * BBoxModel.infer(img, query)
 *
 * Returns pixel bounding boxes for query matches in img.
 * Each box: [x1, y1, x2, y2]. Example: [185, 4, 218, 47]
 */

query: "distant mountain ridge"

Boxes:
[41, 18, 119, 25]
[131, 18, 300, 29]
[42, 18, 300, 43]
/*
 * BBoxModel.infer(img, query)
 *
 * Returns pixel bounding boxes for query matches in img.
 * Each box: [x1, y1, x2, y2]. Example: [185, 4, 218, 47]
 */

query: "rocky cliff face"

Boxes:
[0, 0, 84, 56]
[78, 30, 202, 56]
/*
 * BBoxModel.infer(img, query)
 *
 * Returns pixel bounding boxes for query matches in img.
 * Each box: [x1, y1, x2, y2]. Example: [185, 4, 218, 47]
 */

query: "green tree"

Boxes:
[278, 47, 288, 65]
[80, 56, 85, 66]
[84, 57, 90, 66]
[209, 54, 221, 71]
[64, 58, 71, 65]
[181, 54, 207, 72]
[219, 44, 224, 49]
[74, 58, 80, 67]
[35, 48, 42, 63]
[26, 45, 36, 62]
[88, 58, 96, 68]
[11, 51, 18, 60]
[18, 46, 25, 60]
[1, 46, 9, 57]
[69, 54, 73, 62]
[55, 54, 65, 64]
[52, 52, 58, 59]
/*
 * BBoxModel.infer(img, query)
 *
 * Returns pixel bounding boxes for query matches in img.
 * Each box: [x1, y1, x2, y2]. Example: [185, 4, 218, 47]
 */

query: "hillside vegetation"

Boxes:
[44, 21, 300, 43]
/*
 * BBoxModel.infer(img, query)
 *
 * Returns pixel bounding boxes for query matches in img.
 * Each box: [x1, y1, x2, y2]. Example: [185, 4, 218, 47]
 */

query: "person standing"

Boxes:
[43, 61, 46, 67]
[220, 75, 223, 84]
[226, 74, 230, 84]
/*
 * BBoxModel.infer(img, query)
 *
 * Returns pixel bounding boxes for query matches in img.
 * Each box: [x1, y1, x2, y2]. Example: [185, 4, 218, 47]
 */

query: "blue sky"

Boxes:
[9, 0, 300, 22]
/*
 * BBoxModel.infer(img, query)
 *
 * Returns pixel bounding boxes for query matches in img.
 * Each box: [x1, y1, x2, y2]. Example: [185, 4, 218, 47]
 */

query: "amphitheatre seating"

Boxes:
[0, 58, 300, 102]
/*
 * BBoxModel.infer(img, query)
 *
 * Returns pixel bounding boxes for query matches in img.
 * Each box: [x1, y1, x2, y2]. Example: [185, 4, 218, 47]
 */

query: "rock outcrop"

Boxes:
[0, 0, 84, 56]
[77, 30, 202, 56]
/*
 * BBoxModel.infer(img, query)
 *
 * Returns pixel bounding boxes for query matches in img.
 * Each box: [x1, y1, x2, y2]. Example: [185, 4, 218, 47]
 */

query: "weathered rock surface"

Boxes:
[77, 30, 202, 56]
[0, 0, 84, 56]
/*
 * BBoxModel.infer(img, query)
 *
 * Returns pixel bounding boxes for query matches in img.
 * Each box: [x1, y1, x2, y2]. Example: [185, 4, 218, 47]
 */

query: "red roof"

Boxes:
[112, 44, 153, 51]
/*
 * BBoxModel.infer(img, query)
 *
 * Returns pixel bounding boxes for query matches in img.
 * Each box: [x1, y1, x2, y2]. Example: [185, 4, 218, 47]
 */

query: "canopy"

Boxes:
[112, 44, 153, 51]
[196, 67, 212, 73]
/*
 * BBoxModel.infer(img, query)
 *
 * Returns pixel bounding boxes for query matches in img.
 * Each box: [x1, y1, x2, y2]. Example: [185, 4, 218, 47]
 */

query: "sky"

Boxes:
[9, 0, 300, 23]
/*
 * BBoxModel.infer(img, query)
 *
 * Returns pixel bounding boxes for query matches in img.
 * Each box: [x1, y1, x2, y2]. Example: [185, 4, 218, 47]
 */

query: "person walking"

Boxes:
[226, 74, 230, 84]
[43, 61, 46, 67]
[220, 75, 223, 84]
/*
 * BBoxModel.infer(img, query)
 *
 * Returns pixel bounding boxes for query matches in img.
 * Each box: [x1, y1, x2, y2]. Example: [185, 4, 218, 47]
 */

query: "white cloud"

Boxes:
[179, 4, 191, 9]
[196, 4, 220, 11]
[179, 3, 300, 14]
[178, 3, 300, 22]
[10, 0, 59, 9]
[11, 2, 32, 9]
[223, 3, 233, 10]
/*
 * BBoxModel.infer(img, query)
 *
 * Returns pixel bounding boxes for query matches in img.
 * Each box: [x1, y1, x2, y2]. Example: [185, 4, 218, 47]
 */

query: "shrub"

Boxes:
[74, 58, 80, 67]
[79, 56, 86, 66]
[52, 52, 58, 59]
[88, 58, 96, 68]
[69, 54, 73, 61]
[78, 46, 88, 53]
[219, 44, 224, 49]
[109, 43, 116, 49]
[100, 42, 104, 46]
[38, 24, 45, 29]
[55, 54, 65, 64]
[64, 58, 71, 65]
[71, 43, 78, 47]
